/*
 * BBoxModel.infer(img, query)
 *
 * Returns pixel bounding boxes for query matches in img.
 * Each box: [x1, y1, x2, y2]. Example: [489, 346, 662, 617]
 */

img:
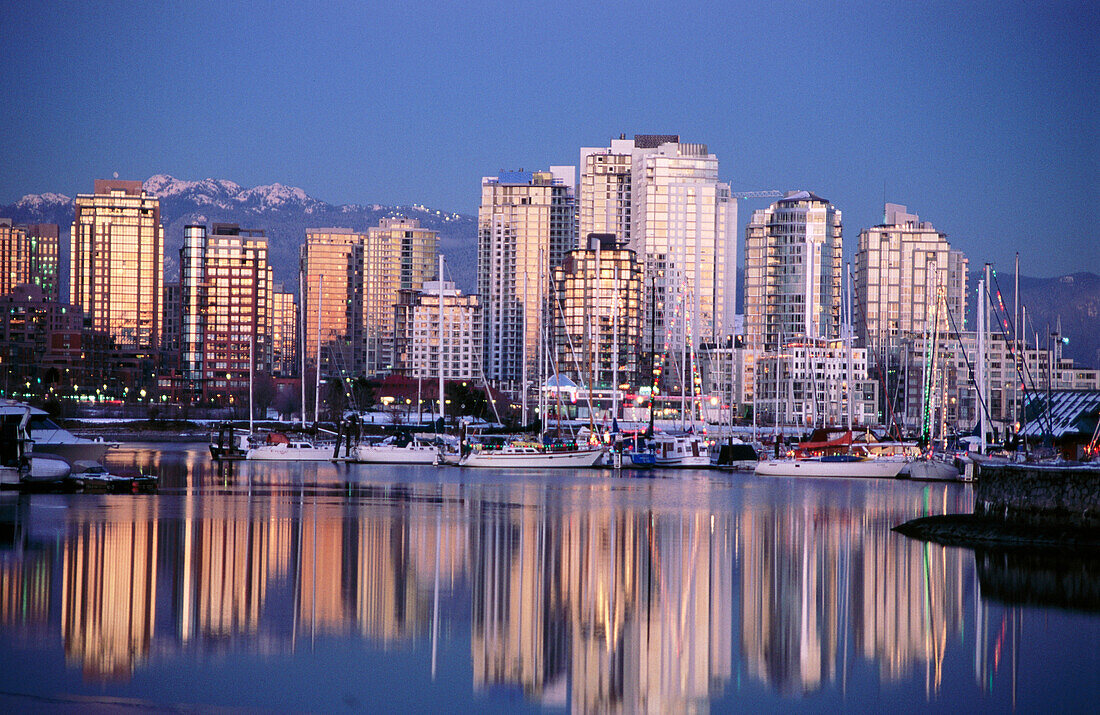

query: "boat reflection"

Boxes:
[2, 451, 1072, 710]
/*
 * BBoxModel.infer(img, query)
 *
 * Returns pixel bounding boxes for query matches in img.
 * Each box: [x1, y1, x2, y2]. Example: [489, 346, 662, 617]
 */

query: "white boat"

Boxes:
[23, 453, 72, 483]
[653, 433, 711, 468]
[246, 436, 343, 461]
[0, 400, 115, 463]
[755, 454, 909, 478]
[460, 441, 605, 468]
[353, 437, 439, 465]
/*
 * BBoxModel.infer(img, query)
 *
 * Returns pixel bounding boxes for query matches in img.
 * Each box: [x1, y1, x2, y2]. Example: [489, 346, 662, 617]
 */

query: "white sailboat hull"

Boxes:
[246, 444, 343, 461]
[353, 444, 439, 464]
[461, 447, 604, 468]
[755, 457, 908, 479]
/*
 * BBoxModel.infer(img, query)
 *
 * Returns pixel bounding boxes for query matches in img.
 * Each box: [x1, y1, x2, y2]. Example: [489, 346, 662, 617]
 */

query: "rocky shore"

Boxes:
[893, 514, 1100, 550]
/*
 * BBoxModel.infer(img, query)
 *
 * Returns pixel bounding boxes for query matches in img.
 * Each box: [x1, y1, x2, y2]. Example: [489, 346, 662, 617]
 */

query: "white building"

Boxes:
[854, 203, 968, 350]
[744, 191, 842, 352]
[580, 135, 737, 354]
[404, 281, 481, 381]
[754, 340, 879, 429]
[477, 169, 576, 391]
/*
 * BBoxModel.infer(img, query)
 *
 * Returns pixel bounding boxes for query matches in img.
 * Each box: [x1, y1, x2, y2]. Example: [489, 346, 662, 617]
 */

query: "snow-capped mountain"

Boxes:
[2, 175, 478, 292]
[13, 192, 72, 211]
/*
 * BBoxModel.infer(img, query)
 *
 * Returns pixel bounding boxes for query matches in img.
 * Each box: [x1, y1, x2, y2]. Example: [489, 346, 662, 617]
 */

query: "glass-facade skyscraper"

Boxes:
[70, 180, 164, 351]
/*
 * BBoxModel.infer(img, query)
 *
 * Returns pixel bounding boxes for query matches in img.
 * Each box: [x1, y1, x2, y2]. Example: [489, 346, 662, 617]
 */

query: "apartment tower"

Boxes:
[478, 168, 576, 388]
[0, 220, 60, 300]
[552, 234, 643, 393]
[70, 180, 164, 350]
[180, 223, 273, 403]
[853, 203, 968, 348]
[743, 191, 842, 351]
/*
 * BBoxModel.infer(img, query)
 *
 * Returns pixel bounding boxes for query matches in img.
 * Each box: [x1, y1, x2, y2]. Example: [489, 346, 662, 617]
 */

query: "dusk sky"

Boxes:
[2, 1, 1096, 276]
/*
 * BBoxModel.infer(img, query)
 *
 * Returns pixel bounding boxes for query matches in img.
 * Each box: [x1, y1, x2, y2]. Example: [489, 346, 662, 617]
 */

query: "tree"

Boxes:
[252, 372, 277, 419]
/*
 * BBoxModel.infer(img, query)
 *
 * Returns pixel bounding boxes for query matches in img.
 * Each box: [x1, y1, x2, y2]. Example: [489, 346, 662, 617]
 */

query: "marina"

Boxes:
[0, 442, 1097, 711]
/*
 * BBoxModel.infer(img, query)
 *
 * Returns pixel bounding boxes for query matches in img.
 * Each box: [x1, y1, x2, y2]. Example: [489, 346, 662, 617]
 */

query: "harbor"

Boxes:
[0, 442, 1098, 710]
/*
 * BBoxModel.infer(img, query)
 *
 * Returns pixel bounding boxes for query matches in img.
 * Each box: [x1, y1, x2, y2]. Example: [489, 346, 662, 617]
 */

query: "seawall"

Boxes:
[976, 462, 1100, 528]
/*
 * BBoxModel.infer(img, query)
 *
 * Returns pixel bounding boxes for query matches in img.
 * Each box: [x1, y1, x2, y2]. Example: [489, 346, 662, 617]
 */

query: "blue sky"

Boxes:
[2, 1, 1096, 276]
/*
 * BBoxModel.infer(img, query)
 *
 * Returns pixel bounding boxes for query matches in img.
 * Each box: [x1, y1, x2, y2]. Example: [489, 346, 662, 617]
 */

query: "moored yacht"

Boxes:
[652, 433, 711, 468]
[0, 400, 115, 464]
[246, 433, 344, 461]
[353, 435, 439, 465]
[460, 440, 605, 468]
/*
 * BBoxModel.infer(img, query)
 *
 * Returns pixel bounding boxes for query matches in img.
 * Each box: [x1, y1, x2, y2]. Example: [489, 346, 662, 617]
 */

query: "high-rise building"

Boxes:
[301, 219, 438, 380]
[301, 228, 366, 379]
[363, 217, 439, 375]
[581, 136, 737, 353]
[579, 137, 635, 242]
[853, 204, 968, 349]
[0, 220, 59, 300]
[180, 223, 272, 403]
[552, 234, 643, 395]
[478, 169, 576, 389]
[270, 287, 297, 377]
[394, 280, 481, 381]
[70, 180, 164, 351]
[743, 191, 842, 352]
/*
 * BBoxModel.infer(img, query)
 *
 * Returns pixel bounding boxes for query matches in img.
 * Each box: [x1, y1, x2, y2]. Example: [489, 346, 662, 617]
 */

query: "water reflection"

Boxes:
[0, 447, 1096, 711]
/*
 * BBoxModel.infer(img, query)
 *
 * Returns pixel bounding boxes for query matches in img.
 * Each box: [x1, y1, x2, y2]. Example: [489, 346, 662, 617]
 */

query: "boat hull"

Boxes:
[755, 458, 908, 478]
[352, 445, 439, 464]
[461, 448, 604, 468]
[654, 456, 712, 468]
[23, 455, 73, 482]
[246, 446, 344, 461]
[30, 440, 113, 464]
[904, 459, 961, 481]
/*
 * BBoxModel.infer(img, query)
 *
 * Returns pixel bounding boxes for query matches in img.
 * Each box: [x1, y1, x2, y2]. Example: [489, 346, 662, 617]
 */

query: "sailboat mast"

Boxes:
[315, 274, 322, 426]
[612, 264, 619, 423]
[438, 254, 445, 430]
[522, 270, 528, 426]
[249, 332, 254, 435]
[300, 265, 306, 426]
[1013, 252, 1020, 432]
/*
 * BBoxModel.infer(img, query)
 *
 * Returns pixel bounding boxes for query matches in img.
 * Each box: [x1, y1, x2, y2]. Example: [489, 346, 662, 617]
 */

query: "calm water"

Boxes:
[1, 444, 1098, 712]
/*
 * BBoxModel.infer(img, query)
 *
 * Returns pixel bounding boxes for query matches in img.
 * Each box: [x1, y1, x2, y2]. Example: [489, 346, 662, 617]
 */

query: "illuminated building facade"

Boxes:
[0, 219, 60, 300]
[626, 136, 736, 354]
[180, 223, 273, 403]
[301, 227, 366, 379]
[552, 234, 642, 395]
[854, 203, 968, 349]
[753, 340, 879, 428]
[396, 280, 481, 380]
[478, 169, 576, 389]
[579, 138, 634, 242]
[363, 217, 439, 375]
[302, 220, 437, 380]
[271, 286, 297, 377]
[70, 180, 164, 352]
[0, 283, 111, 397]
[744, 191, 842, 352]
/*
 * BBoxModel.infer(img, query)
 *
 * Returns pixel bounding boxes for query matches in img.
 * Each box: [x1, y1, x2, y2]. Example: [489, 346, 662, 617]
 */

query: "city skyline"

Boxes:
[1, 2, 1095, 277]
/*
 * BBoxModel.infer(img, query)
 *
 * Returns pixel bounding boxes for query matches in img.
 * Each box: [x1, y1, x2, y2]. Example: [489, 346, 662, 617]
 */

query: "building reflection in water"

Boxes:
[62, 500, 158, 680]
[741, 484, 971, 697]
[0, 459, 996, 707]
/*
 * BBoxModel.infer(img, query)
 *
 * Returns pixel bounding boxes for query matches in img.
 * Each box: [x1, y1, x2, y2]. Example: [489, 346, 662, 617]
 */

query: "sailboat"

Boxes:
[461, 259, 604, 469]
[247, 276, 343, 461]
[904, 275, 962, 481]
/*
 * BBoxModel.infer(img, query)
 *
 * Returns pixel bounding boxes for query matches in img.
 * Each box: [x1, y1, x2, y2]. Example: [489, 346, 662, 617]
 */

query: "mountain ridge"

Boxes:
[1, 175, 479, 294]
